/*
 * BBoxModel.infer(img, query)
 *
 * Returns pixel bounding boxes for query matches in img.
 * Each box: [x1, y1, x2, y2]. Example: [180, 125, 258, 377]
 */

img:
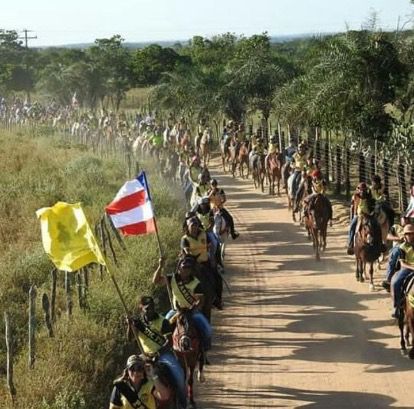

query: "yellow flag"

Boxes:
[36, 202, 106, 272]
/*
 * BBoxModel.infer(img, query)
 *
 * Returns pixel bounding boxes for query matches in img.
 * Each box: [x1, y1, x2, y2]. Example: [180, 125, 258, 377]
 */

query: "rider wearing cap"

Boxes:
[302, 170, 332, 222]
[207, 179, 239, 240]
[127, 294, 186, 406]
[390, 223, 414, 318]
[382, 216, 409, 291]
[347, 182, 377, 255]
[181, 217, 223, 309]
[152, 255, 212, 351]
[291, 142, 308, 210]
[109, 354, 171, 409]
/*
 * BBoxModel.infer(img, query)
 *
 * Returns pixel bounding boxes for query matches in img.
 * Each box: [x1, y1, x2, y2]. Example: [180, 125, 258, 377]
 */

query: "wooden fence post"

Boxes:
[359, 152, 366, 183]
[345, 147, 351, 199]
[28, 285, 36, 369]
[383, 158, 390, 202]
[76, 272, 84, 310]
[65, 271, 73, 317]
[397, 162, 408, 212]
[4, 312, 17, 403]
[42, 293, 54, 338]
[335, 145, 342, 195]
[324, 139, 330, 184]
[370, 154, 376, 180]
[50, 268, 57, 324]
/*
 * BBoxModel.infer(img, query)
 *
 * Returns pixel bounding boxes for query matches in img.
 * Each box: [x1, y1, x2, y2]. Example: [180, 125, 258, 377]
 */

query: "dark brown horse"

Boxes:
[220, 136, 232, 173]
[303, 194, 332, 260]
[354, 214, 382, 291]
[173, 309, 204, 408]
[398, 276, 414, 358]
[250, 153, 265, 192]
[265, 151, 282, 195]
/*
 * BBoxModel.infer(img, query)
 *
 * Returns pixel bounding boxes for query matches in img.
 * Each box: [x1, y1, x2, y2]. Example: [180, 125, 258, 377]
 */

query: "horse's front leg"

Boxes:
[369, 262, 375, 291]
[187, 357, 195, 407]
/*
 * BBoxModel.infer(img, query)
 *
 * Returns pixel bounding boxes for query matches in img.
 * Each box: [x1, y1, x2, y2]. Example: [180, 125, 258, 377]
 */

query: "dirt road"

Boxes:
[198, 164, 413, 409]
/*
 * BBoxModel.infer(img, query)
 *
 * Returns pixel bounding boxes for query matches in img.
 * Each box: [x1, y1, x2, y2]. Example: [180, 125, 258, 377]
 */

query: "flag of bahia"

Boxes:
[106, 172, 156, 236]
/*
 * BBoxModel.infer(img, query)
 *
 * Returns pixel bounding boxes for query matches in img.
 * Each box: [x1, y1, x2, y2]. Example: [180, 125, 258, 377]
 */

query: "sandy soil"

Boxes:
[196, 161, 413, 409]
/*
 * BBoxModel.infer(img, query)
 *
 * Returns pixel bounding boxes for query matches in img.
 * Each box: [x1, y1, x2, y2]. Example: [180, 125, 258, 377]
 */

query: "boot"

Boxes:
[231, 231, 240, 240]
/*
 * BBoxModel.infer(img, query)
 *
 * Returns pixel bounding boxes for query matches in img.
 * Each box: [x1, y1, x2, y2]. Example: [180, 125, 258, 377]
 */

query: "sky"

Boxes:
[1, 0, 413, 47]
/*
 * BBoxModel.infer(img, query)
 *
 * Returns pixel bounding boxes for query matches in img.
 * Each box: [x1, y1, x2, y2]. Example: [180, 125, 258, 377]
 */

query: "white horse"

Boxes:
[213, 209, 230, 261]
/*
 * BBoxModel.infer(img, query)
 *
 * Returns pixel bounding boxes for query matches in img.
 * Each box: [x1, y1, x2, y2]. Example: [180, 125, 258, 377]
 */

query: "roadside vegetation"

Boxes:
[0, 126, 184, 408]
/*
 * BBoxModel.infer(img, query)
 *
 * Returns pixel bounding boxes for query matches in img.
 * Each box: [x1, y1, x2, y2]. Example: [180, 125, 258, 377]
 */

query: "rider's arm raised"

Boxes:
[152, 258, 167, 286]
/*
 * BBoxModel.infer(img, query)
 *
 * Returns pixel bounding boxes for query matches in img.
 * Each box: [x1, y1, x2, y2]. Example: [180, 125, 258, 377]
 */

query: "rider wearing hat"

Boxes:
[109, 354, 171, 409]
[390, 223, 414, 318]
[382, 215, 409, 291]
[291, 142, 308, 210]
[127, 293, 186, 406]
[152, 255, 212, 351]
[347, 182, 377, 255]
[207, 179, 239, 240]
[181, 217, 223, 308]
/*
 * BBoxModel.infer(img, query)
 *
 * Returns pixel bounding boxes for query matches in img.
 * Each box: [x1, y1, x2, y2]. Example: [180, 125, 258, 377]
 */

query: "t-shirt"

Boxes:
[110, 379, 156, 409]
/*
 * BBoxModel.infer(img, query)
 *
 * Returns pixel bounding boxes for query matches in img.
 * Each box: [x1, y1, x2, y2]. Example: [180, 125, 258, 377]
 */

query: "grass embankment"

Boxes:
[0, 126, 185, 409]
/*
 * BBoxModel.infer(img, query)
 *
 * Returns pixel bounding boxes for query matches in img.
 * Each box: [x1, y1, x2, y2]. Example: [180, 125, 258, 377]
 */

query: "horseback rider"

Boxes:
[152, 255, 213, 351]
[382, 216, 409, 292]
[302, 170, 332, 223]
[207, 178, 239, 240]
[390, 223, 414, 318]
[347, 182, 380, 255]
[181, 217, 223, 310]
[284, 138, 296, 163]
[370, 174, 394, 228]
[291, 142, 309, 212]
[127, 294, 186, 407]
[109, 354, 171, 409]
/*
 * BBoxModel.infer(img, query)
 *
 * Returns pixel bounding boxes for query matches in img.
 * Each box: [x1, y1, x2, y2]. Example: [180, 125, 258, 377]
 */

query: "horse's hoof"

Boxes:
[316, 254, 321, 261]
[401, 348, 408, 356]
[197, 370, 205, 383]
[369, 283, 375, 292]
[360, 277, 365, 283]
[356, 276, 360, 282]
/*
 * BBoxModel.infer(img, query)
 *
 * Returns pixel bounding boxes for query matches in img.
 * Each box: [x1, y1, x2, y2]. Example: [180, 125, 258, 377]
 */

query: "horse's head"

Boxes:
[173, 309, 196, 353]
[359, 216, 375, 245]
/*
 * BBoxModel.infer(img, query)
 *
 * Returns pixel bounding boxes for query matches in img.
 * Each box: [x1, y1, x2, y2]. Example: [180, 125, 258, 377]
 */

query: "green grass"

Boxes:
[0, 126, 185, 408]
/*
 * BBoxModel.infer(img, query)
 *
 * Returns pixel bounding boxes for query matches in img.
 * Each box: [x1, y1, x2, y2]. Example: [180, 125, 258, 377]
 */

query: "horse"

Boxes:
[303, 194, 332, 260]
[212, 208, 230, 262]
[399, 276, 414, 358]
[220, 136, 232, 173]
[354, 214, 383, 291]
[236, 141, 250, 179]
[281, 161, 292, 194]
[250, 153, 265, 192]
[172, 309, 205, 408]
[265, 152, 283, 195]
[287, 171, 305, 222]
[199, 129, 211, 167]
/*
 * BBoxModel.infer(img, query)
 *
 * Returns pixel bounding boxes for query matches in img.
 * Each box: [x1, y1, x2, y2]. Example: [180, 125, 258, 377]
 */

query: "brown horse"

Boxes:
[237, 141, 250, 179]
[354, 214, 382, 291]
[303, 194, 332, 260]
[173, 309, 204, 408]
[265, 152, 282, 195]
[399, 276, 414, 358]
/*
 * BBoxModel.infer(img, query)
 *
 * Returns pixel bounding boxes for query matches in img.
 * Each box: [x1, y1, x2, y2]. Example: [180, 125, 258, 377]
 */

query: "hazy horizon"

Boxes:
[1, 0, 413, 47]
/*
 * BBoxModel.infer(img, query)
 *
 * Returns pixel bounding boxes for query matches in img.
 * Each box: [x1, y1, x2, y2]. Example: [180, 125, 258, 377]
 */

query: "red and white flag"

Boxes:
[106, 172, 156, 235]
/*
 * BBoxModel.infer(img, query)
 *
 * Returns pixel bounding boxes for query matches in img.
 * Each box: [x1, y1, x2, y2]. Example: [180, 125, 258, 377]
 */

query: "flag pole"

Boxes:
[104, 260, 145, 356]
[142, 171, 174, 308]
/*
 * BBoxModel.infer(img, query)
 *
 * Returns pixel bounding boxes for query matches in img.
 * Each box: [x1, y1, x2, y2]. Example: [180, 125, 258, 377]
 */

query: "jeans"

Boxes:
[166, 310, 212, 351]
[220, 207, 235, 235]
[348, 216, 358, 246]
[385, 246, 402, 282]
[158, 351, 186, 406]
[391, 268, 414, 308]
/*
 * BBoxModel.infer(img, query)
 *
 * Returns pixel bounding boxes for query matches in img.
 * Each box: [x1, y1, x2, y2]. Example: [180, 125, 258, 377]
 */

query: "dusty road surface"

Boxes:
[197, 162, 413, 409]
